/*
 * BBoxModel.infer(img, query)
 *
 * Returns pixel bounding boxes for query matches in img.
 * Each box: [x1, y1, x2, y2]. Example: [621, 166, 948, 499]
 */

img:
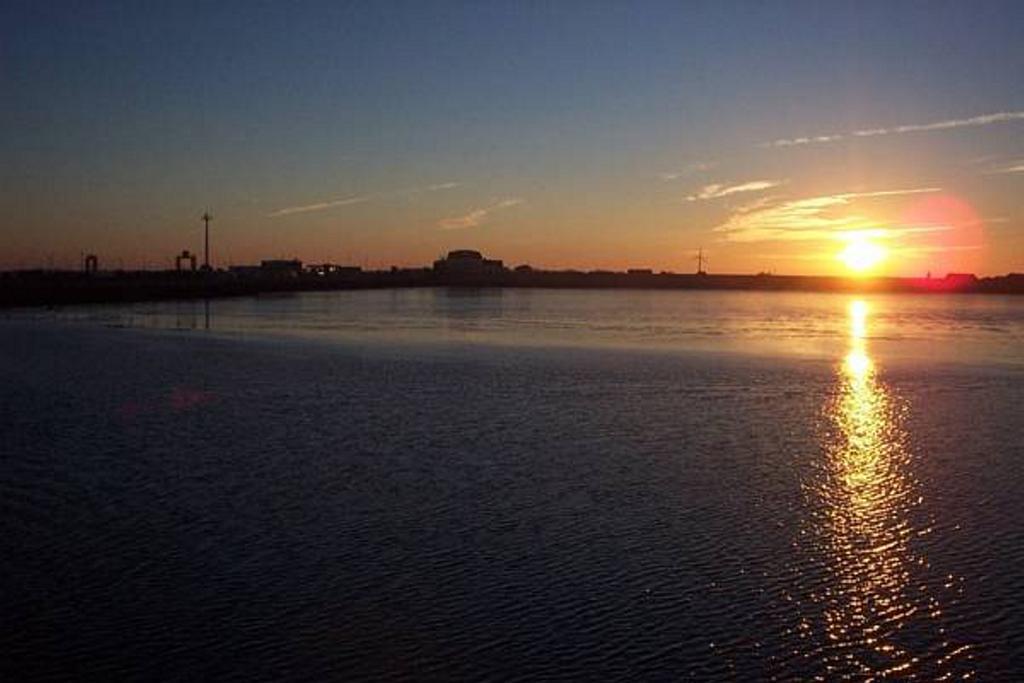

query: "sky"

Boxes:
[2, 1, 1022, 276]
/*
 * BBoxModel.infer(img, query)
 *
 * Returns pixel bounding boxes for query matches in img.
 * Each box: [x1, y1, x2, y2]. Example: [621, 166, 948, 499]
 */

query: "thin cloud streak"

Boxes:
[659, 162, 714, 181]
[438, 198, 523, 230]
[892, 243, 983, 255]
[985, 162, 1024, 175]
[269, 195, 370, 216]
[714, 187, 941, 242]
[685, 180, 782, 202]
[764, 110, 1024, 147]
[270, 182, 460, 217]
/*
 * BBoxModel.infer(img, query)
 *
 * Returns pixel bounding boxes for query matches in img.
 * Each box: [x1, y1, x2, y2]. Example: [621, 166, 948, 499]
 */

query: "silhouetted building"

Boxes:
[627, 268, 653, 275]
[433, 249, 504, 275]
[308, 263, 362, 277]
[229, 265, 262, 277]
[945, 273, 978, 287]
[175, 250, 197, 272]
[83, 254, 98, 274]
[261, 259, 303, 273]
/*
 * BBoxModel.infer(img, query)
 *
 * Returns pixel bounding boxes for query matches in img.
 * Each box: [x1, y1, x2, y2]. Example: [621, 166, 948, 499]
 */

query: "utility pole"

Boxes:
[202, 211, 213, 270]
[695, 247, 708, 275]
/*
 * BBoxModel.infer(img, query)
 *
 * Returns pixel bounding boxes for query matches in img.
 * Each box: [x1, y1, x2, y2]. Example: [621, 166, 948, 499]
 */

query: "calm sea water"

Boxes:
[3, 289, 1023, 680]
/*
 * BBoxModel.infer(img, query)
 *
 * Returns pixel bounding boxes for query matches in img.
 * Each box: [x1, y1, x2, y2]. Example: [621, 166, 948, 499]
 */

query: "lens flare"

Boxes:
[900, 194, 986, 276]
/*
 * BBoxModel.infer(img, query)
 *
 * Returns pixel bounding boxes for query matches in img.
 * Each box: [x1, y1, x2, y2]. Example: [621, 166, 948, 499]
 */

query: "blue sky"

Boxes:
[3, 1, 1022, 274]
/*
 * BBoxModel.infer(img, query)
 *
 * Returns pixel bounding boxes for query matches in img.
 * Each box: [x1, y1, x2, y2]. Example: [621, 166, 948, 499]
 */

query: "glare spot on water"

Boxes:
[849, 299, 869, 340]
[796, 298, 975, 679]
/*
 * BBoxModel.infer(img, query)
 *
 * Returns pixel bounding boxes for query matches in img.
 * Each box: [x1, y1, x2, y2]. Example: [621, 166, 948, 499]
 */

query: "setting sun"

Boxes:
[839, 238, 887, 274]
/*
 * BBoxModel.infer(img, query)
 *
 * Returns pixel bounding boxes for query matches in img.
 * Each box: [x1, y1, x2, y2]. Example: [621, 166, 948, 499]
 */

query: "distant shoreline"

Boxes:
[2, 267, 1022, 309]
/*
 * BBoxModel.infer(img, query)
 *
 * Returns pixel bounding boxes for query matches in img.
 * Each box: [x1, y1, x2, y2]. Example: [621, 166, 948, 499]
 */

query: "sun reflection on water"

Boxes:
[797, 299, 973, 678]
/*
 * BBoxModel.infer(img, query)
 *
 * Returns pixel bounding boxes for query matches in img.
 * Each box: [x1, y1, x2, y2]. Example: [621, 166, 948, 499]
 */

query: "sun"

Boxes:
[838, 237, 887, 274]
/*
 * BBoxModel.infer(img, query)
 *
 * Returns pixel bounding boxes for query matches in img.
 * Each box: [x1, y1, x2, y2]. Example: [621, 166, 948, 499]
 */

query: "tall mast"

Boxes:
[696, 247, 707, 275]
[202, 211, 212, 269]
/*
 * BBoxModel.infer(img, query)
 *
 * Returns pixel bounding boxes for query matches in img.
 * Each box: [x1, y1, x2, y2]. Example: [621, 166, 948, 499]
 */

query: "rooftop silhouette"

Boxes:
[2, 248, 1022, 308]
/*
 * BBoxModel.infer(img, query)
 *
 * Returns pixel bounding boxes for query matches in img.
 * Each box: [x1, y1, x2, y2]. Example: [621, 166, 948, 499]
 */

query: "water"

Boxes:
[2, 289, 1023, 680]
[26, 288, 1024, 365]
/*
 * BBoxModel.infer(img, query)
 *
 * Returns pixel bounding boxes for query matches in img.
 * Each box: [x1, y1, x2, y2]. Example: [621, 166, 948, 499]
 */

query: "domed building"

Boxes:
[433, 249, 504, 276]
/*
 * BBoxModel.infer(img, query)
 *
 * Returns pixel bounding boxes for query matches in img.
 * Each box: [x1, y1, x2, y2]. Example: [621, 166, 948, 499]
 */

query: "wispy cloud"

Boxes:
[764, 110, 1024, 148]
[270, 181, 460, 217]
[659, 162, 714, 181]
[714, 187, 941, 242]
[764, 135, 845, 148]
[891, 243, 983, 255]
[269, 195, 371, 217]
[685, 179, 782, 202]
[984, 161, 1024, 175]
[438, 198, 523, 230]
